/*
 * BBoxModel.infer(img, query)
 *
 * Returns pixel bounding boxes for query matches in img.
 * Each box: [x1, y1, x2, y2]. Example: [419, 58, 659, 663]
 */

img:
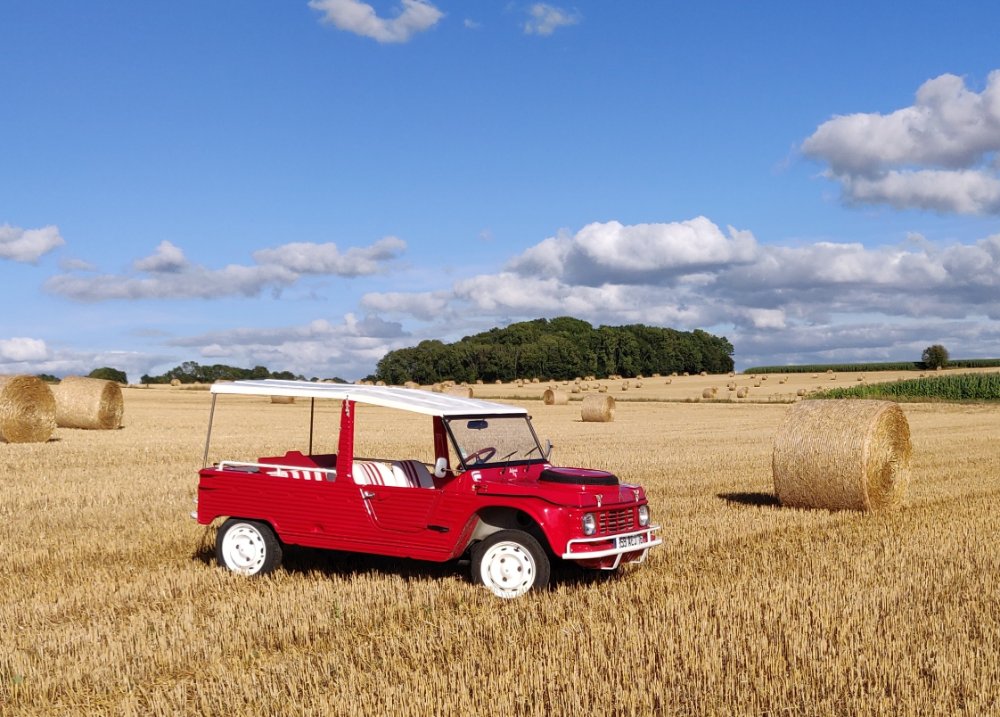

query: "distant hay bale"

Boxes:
[495, 379, 502, 384]
[404, 381, 420, 389]
[270, 395, 295, 404]
[635, 381, 643, 388]
[431, 384, 444, 393]
[736, 386, 749, 398]
[170, 378, 181, 387]
[476, 379, 484, 385]
[531, 378, 540, 383]
[0, 375, 56, 443]
[664, 378, 672, 385]
[772, 400, 912, 512]
[581, 394, 615, 422]
[857, 375, 865, 382]
[447, 386, 474, 398]
[754, 380, 762, 388]
[598, 385, 608, 393]
[701, 387, 715, 399]
[571, 386, 581, 394]
[375, 380, 386, 386]
[542, 389, 568, 405]
[52, 376, 124, 430]
[620, 384, 629, 392]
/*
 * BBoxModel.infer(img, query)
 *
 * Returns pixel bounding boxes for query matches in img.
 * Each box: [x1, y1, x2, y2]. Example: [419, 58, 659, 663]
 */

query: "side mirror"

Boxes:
[434, 456, 448, 478]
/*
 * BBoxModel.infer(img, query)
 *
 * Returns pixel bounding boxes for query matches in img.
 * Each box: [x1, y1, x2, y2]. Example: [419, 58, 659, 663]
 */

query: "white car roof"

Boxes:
[210, 379, 528, 418]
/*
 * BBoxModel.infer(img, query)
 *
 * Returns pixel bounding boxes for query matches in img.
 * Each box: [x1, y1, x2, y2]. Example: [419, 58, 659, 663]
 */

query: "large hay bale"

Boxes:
[52, 376, 124, 429]
[736, 386, 749, 399]
[0, 375, 56, 443]
[447, 386, 474, 398]
[772, 400, 912, 512]
[581, 394, 615, 422]
[542, 389, 568, 405]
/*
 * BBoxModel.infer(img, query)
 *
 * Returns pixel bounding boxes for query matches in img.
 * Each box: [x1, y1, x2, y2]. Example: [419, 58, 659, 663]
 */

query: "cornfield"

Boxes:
[1, 388, 998, 715]
[819, 372, 1000, 401]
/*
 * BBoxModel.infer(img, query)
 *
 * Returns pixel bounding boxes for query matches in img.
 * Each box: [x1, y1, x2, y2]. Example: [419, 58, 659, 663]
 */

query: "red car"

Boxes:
[195, 380, 661, 598]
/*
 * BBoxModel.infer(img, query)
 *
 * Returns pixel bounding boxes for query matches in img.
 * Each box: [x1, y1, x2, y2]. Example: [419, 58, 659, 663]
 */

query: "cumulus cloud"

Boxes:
[133, 240, 188, 273]
[309, 0, 443, 43]
[523, 3, 580, 35]
[45, 236, 405, 302]
[0, 224, 64, 263]
[803, 70, 1000, 214]
[509, 218, 759, 285]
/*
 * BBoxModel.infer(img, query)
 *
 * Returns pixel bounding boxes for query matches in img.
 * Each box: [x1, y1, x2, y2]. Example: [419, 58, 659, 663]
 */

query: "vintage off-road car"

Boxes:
[195, 380, 660, 598]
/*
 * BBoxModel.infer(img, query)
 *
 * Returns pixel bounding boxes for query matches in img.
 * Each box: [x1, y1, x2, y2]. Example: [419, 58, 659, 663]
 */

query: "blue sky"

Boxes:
[3, 1, 1000, 381]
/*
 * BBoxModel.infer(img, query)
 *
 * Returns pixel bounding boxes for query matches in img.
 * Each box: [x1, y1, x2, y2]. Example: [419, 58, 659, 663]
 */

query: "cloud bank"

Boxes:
[45, 236, 406, 301]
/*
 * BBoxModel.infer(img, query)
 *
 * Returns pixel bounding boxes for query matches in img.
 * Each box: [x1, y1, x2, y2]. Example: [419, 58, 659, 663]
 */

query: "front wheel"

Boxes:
[471, 530, 550, 599]
[216, 518, 283, 575]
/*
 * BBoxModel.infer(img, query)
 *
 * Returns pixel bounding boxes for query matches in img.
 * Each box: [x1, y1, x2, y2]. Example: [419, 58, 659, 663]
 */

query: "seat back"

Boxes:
[391, 460, 436, 489]
[352, 461, 397, 486]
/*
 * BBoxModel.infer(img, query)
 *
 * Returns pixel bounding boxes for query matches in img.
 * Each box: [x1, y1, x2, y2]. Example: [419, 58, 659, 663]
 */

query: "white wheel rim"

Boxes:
[221, 524, 267, 575]
[480, 541, 536, 598]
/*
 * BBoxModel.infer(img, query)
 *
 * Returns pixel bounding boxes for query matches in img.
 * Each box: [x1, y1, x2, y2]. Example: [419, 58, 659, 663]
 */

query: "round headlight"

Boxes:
[638, 505, 650, 526]
[582, 513, 596, 535]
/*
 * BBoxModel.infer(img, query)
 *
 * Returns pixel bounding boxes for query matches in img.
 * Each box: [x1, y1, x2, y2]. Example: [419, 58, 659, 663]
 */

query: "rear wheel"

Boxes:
[472, 530, 550, 599]
[216, 519, 282, 575]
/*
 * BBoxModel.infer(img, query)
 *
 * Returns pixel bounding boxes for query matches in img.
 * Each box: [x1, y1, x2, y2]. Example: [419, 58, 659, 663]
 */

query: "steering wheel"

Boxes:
[465, 446, 497, 465]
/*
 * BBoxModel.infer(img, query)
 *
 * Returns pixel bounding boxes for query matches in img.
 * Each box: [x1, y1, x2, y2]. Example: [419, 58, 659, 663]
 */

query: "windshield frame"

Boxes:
[443, 413, 546, 471]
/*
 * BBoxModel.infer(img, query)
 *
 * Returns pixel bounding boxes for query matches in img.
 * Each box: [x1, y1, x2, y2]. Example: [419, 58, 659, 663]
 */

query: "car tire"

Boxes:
[216, 518, 283, 576]
[471, 529, 550, 599]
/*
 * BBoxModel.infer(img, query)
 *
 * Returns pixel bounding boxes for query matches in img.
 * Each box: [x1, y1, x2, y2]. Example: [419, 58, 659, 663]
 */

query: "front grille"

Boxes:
[599, 508, 635, 534]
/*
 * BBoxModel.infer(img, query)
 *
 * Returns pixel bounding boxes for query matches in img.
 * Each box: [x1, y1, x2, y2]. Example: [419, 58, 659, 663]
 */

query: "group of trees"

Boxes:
[39, 339, 959, 389]
[140, 362, 309, 384]
[371, 317, 735, 385]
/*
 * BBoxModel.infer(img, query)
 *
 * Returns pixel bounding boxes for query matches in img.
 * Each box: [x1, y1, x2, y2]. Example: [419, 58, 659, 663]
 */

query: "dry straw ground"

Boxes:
[2, 379, 999, 716]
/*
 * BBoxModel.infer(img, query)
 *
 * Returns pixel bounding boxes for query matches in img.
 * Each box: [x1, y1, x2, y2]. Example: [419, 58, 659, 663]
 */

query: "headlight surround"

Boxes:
[638, 505, 650, 526]
[582, 513, 597, 536]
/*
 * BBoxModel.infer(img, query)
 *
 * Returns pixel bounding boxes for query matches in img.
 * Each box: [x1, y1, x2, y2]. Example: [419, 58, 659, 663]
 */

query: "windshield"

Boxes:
[446, 415, 545, 468]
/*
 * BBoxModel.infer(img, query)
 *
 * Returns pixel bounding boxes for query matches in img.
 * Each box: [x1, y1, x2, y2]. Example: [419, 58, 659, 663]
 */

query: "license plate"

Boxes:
[617, 534, 645, 549]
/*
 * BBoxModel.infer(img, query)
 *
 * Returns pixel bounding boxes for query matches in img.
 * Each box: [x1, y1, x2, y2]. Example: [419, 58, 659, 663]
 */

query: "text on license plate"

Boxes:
[617, 534, 645, 549]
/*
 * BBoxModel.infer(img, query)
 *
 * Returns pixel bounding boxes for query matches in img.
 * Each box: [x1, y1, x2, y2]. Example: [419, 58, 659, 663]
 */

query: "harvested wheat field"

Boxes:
[2, 388, 999, 716]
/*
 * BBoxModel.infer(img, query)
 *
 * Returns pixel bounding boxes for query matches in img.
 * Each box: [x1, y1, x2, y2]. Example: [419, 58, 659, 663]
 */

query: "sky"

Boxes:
[3, 1, 1000, 381]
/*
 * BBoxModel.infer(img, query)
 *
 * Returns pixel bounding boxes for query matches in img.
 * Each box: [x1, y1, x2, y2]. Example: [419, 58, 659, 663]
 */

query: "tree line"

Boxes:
[140, 362, 320, 384]
[371, 317, 735, 384]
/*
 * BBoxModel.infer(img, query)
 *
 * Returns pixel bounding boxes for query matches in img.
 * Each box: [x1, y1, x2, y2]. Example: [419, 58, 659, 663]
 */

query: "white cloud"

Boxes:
[168, 314, 410, 379]
[803, 70, 1000, 214]
[45, 236, 405, 302]
[0, 224, 64, 263]
[0, 337, 49, 362]
[509, 218, 759, 285]
[253, 236, 405, 276]
[523, 3, 580, 36]
[309, 0, 443, 43]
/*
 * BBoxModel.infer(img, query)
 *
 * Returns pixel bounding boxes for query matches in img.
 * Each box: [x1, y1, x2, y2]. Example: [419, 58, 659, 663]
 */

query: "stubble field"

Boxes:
[2, 375, 998, 716]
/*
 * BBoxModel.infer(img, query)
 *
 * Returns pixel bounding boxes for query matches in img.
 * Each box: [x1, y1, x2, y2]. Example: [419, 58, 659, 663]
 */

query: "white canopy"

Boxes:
[210, 379, 527, 418]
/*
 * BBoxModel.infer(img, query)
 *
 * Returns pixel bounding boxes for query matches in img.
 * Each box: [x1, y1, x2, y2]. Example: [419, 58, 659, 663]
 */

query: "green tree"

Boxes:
[88, 367, 128, 384]
[922, 344, 950, 370]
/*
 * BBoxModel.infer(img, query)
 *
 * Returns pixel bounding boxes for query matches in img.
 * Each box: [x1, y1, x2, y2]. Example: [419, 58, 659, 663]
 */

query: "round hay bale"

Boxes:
[701, 387, 715, 399]
[447, 386, 474, 398]
[736, 386, 749, 399]
[431, 383, 443, 393]
[476, 379, 484, 385]
[772, 400, 912, 512]
[664, 378, 672, 385]
[0, 375, 56, 443]
[598, 385, 608, 393]
[542, 389, 568, 405]
[404, 381, 419, 389]
[52, 376, 124, 430]
[581, 394, 615, 422]
[270, 395, 295, 404]
[170, 378, 181, 387]
[571, 386, 581, 394]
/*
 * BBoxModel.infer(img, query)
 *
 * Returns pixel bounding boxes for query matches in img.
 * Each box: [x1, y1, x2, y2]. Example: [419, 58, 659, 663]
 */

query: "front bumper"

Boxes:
[562, 525, 662, 569]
